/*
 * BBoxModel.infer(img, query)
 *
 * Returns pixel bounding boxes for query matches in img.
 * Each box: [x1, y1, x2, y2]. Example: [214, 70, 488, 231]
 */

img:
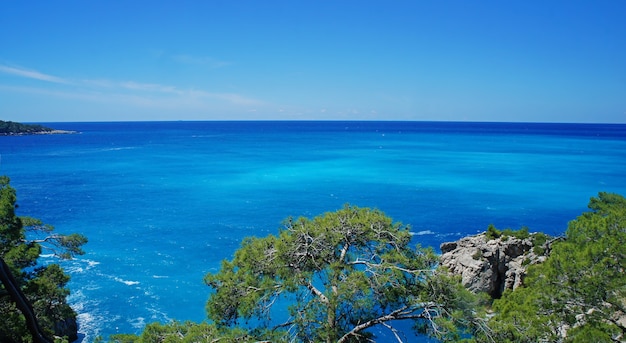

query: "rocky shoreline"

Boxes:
[439, 231, 551, 298]
[0, 129, 78, 136]
[0, 120, 77, 135]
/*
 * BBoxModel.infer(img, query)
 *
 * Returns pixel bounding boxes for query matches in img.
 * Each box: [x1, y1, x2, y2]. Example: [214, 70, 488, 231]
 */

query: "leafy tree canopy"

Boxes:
[204, 205, 481, 343]
[480, 192, 626, 342]
[105, 321, 263, 343]
[0, 176, 88, 343]
[106, 194, 626, 342]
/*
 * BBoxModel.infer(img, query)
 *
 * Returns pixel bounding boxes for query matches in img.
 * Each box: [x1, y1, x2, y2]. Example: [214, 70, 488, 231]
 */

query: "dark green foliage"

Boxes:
[107, 334, 140, 343]
[486, 225, 533, 242]
[485, 224, 501, 240]
[0, 176, 87, 342]
[0, 121, 53, 135]
[485, 225, 551, 256]
[205, 205, 481, 342]
[479, 192, 626, 342]
[108, 321, 276, 343]
[501, 226, 530, 240]
[531, 232, 549, 255]
[111, 194, 626, 342]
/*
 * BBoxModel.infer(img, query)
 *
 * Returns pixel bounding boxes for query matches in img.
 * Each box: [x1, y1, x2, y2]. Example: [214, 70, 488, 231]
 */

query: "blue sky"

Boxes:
[1, 1, 625, 123]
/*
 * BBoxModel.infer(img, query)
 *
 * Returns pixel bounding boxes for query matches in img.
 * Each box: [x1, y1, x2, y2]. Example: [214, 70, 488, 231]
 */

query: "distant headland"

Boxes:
[0, 120, 76, 136]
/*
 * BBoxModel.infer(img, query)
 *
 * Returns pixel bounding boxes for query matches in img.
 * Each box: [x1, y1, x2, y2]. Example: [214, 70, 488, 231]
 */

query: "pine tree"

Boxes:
[205, 205, 480, 342]
[0, 176, 87, 343]
[482, 192, 626, 342]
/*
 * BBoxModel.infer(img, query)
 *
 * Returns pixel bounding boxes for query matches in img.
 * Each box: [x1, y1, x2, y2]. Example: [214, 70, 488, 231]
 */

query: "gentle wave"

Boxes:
[412, 230, 435, 236]
[113, 277, 140, 286]
[9, 121, 626, 342]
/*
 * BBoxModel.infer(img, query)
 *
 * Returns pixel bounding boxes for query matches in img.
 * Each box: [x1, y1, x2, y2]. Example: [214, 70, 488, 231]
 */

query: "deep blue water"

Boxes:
[1, 121, 625, 342]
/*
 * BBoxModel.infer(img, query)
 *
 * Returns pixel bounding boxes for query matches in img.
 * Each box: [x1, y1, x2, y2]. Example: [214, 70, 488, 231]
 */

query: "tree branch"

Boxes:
[306, 282, 329, 304]
[381, 322, 405, 343]
[339, 241, 350, 263]
[337, 303, 438, 343]
[22, 232, 86, 259]
[349, 259, 433, 275]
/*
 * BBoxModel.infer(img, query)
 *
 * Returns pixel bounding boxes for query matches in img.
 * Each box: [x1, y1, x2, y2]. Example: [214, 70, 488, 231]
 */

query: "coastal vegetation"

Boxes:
[109, 193, 626, 342]
[0, 121, 54, 135]
[0, 177, 87, 343]
[203, 205, 482, 342]
[484, 224, 550, 255]
[1, 172, 624, 342]
[479, 192, 626, 342]
[109, 206, 483, 343]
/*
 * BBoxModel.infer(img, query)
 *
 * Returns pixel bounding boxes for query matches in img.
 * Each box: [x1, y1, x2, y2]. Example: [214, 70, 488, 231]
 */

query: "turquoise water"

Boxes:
[2, 121, 625, 341]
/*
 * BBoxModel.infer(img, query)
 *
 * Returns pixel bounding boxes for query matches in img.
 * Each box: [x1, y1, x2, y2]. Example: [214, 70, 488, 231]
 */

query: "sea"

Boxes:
[1, 121, 625, 342]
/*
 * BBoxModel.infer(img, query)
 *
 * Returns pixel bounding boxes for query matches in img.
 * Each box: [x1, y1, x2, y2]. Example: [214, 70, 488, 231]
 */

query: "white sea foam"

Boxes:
[147, 306, 171, 321]
[191, 134, 223, 138]
[63, 258, 101, 275]
[65, 265, 85, 274]
[437, 232, 464, 238]
[129, 316, 146, 329]
[83, 283, 102, 291]
[82, 259, 101, 268]
[113, 276, 140, 286]
[412, 230, 435, 236]
[75, 312, 98, 343]
[69, 290, 108, 343]
[101, 146, 136, 152]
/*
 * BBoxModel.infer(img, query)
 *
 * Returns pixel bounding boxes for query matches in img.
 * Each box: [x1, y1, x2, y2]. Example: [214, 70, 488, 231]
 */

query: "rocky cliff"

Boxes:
[440, 232, 548, 298]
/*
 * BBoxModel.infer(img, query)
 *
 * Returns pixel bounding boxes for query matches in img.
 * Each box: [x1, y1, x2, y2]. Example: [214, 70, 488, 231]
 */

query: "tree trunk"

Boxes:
[0, 256, 53, 343]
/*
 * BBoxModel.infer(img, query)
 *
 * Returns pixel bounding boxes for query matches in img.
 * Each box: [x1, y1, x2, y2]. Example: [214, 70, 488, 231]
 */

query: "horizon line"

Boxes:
[13, 119, 626, 126]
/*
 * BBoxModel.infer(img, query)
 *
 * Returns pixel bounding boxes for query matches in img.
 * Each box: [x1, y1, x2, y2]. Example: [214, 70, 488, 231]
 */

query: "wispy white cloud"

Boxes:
[172, 54, 232, 68]
[81, 78, 118, 88]
[185, 89, 263, 106]
[80, 78, 262, 106]
[0, 64, 264, 111]
[0, 84, 121, 103]
[0, 62, 270, 121]
[120, 81, 180, 94]
[0, 64, 69, 84]
[0, 83, 264, 112]
[115, 82, 263, 106]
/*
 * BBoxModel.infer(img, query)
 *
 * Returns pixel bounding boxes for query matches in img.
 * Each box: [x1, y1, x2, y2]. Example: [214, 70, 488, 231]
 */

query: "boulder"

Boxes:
[439, 233, 546, 298]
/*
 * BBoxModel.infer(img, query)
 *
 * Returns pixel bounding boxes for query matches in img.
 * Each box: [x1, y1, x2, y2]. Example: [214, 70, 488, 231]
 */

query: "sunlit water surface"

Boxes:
[2, 121, 625, 342]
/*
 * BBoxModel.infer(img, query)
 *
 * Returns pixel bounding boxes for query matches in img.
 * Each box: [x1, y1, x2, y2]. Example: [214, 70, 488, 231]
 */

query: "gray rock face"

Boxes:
[440, 233, 546, 298]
